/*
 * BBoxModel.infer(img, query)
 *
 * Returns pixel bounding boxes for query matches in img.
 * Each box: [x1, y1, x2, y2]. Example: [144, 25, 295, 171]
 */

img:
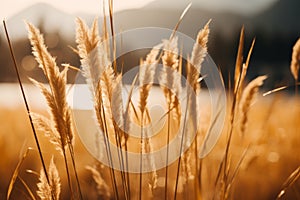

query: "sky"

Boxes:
[0, 0, 278, 20]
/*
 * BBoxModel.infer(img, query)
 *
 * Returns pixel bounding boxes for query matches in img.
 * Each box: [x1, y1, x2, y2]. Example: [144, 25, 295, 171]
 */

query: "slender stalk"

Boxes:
[113, 125, 128, 199]
[174, 92, 190, 199]
[67, 143, 83, 200]
[198, 159, 203, 198]
[139, 112, 144, 200]
[3, 20, 53, 199]
[194, 134, 200, 198]
[108, 0, 117, 73]
[98, 112, 118, 200]
[220, 67, 243, 199]
[101, 104, 120, 200]
[61, 147, 74, 200]
[124, 139, 130, 198]
[295, 79, 298, 95]
[164, 101, 171, 200]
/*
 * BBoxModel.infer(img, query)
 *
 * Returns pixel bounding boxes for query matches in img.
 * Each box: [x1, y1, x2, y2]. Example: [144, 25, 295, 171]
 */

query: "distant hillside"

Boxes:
[113, 7, 245, 38]
[251, 0, 300, 34]
[0, 0, 299, 86]
[5, 3, 78, 39]
[4, 0, 299, 39]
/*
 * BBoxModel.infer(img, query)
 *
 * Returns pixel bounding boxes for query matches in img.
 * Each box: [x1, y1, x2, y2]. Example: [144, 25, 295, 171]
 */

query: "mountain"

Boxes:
[4, 3, 77, 39]
[250, 0, 300, 34]
[4, 0, 299, 40]
[113, 7, 246, 38]
[0, 0, 299, 85]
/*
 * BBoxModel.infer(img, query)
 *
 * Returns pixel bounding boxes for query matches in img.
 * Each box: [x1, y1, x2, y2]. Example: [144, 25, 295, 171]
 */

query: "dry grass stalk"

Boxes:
[170, 2, 192, 39]
[186, 61, 199, 134]
[94, 79, 120, 200]
[7, 148, 31, 200]
[160, 36, 179, 199]
[174, 22, 211, 197]
[37, 157, 61, 200]
[139, 43, 162, 114]
[218, 27, 246, 200]
[76, 19, 121, 199]
[111, 75, 131, 199]
[190, 20, 211, 72]
[239, 38, 256, 93]
[172, 54, 183, 121]
[291, 38, 300, 81]
[181, 150, 194, 184]
[174, 22, 211, 196]
[3, 20, 52, 199]
[239, 75, 267, 136]
[27, 22, 84, 199]
[76, 18, 102, 92]
[290, 38, 300, 94]
[112, 75, 124, 136]
[277, 166, 300, 199]
[32, 113, 63, 154]
[161, 36, 179, 104]
[144, 133, 158, 193]
[138, 43, 161, 200]
[27, 23, 74, 148]
[75, 19, 121, 196]
[234, 26, 245, 93]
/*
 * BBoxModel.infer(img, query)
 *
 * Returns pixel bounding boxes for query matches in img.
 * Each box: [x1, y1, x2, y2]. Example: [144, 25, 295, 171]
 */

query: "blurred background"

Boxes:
[0, 0, 299, 88]
[0, 0, 300, 199]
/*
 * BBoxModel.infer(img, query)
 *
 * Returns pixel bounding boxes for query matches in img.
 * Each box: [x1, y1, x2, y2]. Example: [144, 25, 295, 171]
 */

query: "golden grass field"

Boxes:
[1, 4, 300, 199]
[0, 94, 300, 199]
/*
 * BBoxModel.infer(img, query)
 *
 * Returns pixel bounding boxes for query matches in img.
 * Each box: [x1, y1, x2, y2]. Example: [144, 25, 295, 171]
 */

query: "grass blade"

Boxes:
[7, 148, 30, 200]
[3, 20, 51, 196]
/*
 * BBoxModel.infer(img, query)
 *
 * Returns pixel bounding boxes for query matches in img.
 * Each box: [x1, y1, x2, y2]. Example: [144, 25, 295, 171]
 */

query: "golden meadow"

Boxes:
[1, 3, 300, 200]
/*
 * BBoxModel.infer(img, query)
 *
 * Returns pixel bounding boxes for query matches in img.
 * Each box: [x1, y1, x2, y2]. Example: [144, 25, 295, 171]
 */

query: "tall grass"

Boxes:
[3, 4, 300, 200]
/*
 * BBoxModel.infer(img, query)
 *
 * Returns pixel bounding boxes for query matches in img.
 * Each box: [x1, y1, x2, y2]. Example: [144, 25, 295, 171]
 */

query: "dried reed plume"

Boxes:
[138, 43, 162, 199]
[37, 157, 61, 200]
[190, 20, 211, 71]
[290, 38, 300, 88]
[234, 26, 245, 93]
[3, 20, 52, 198]
[239, 75, 267, 136]
[27, 22, 74, 148]
[76, 18, 103, 92]
[139, 43, 162, 114]
[111, 75, 124, 135]
[160, 36, 179, 199]
[32, 113, 63, 154]
[238, 38, 256, 97]
[27, 22, 83, 199]
[187, 21, 211, 130]
[174, 21, 211, 199]
[161, 36, 179, 96]
[291, 38, 300, 80]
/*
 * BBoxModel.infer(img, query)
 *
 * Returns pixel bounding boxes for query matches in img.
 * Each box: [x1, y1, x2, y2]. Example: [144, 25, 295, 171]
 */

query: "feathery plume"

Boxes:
[239, 75, 267, 136]
[160, 36, 179, 105]
[144, 134, 158, 193]
[37, 157, 61, 200]
[32, 113, 62, 155]
[139, 43, 162, 114]
[290, 38, 300, 81]
[190, 20, 211, 72]
[111, 74, 124, 128]
[27, 23, 73, 149]
[75, 18, 102, 92]
[234, 27, 245, 93]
